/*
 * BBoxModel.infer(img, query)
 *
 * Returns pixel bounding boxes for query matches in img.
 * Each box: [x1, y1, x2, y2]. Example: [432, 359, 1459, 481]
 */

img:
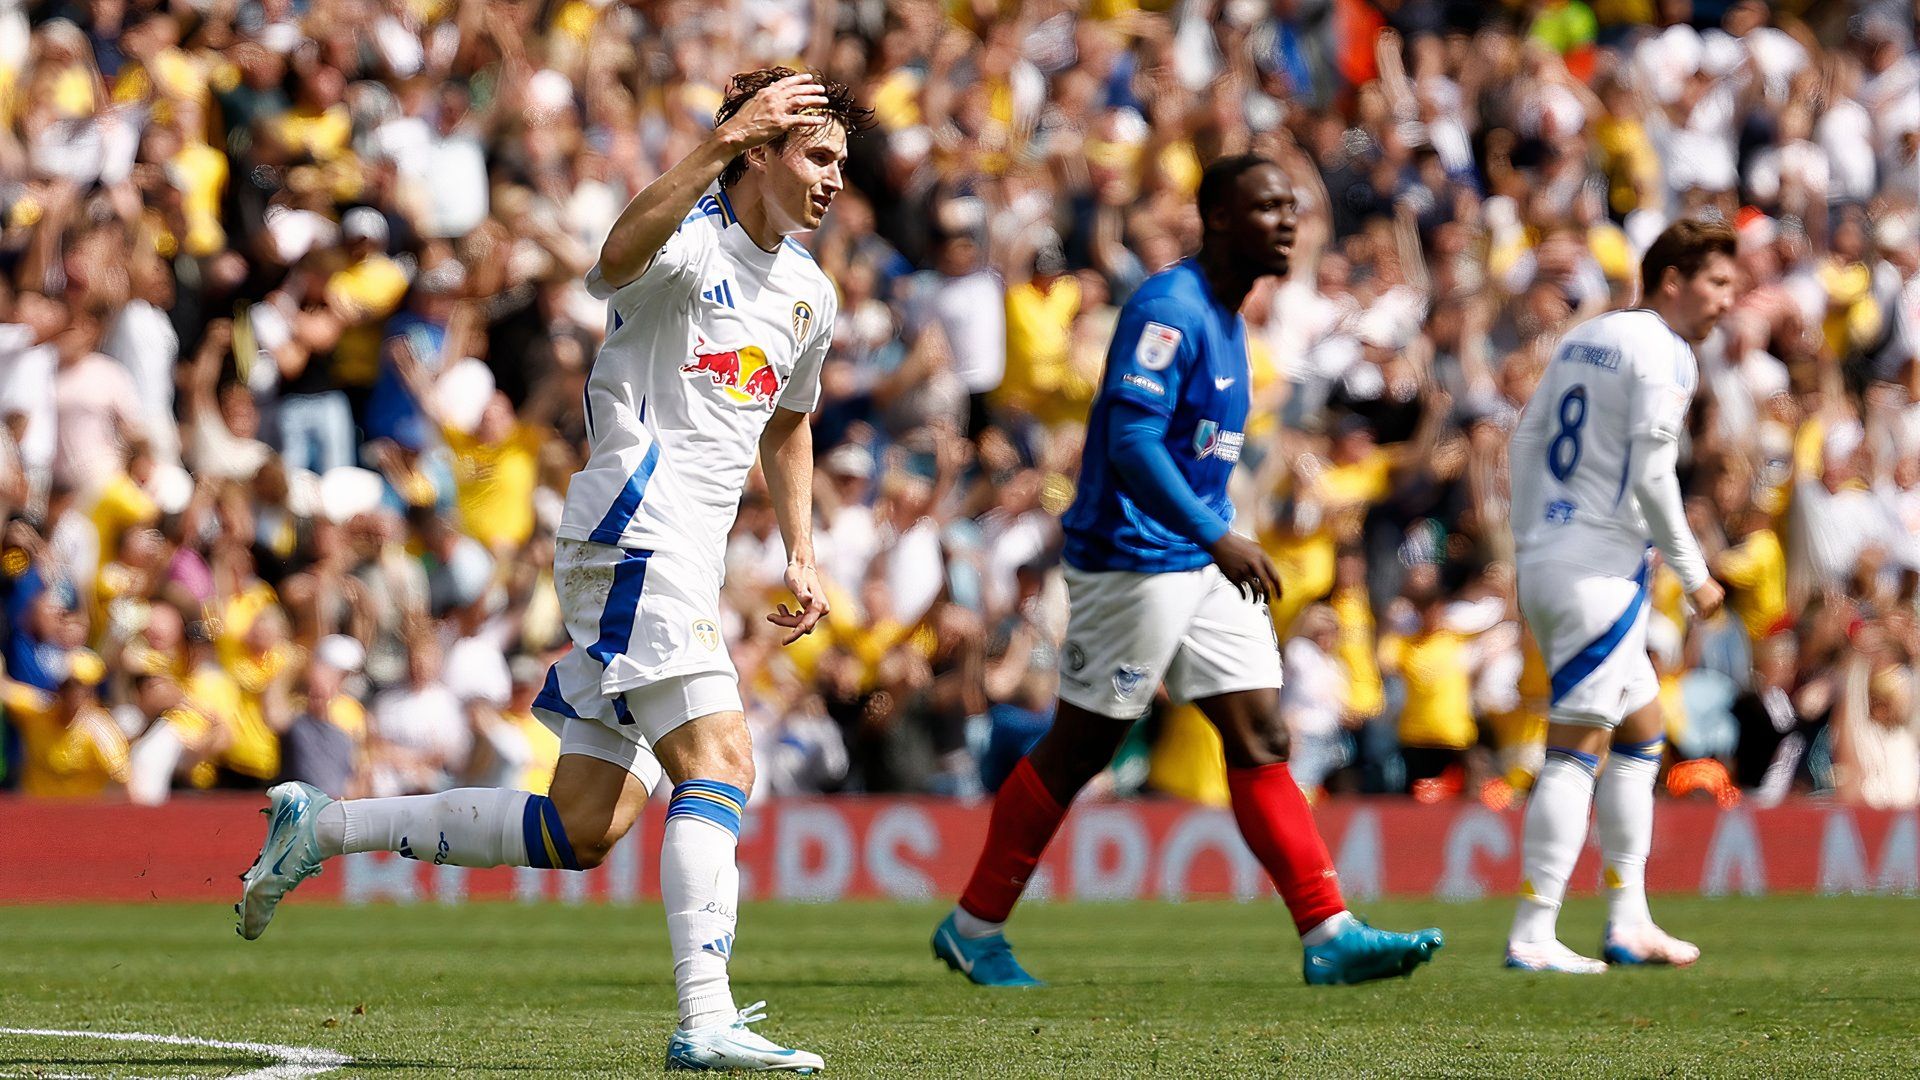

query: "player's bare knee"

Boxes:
[657, 713, 756, 790]
[1220, 717, 1289, 769]
[568, 831, 617, 871]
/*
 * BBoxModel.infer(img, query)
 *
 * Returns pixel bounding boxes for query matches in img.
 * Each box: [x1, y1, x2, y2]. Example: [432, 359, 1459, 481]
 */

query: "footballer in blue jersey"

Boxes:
[1060, 258, 1251, 575]
[935, 155, 1442, 989]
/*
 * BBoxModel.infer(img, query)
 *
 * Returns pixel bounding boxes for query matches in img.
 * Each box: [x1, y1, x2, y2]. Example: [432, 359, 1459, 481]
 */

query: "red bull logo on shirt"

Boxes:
[683, 337, 783, 410]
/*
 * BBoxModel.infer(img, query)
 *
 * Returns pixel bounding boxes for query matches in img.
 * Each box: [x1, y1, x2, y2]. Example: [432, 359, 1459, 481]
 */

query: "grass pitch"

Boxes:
[1, 896, 1916, 1077]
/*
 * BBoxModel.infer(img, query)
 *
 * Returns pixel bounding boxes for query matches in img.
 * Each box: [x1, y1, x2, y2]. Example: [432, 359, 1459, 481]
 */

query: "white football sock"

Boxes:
[662, 781, 747, 1031]
[1510, 748, 1599, 945]
[1596, 740, 1663, 930]
[314, 789, 558, 868]
[1301, 910, 1357, 947]
[950, 907, 1004, 940]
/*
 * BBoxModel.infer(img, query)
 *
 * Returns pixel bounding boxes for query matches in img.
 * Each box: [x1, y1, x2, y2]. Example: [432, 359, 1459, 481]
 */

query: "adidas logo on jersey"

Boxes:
[701, 280, 736, 308]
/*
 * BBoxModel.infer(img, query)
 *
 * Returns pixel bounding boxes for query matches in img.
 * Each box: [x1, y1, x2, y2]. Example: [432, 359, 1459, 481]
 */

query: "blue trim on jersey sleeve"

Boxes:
[683, 197, 725, 225]
[1549, 559, 1652, 705]
[1108, 399, 1231, 547]
[587, 549, 653, 673]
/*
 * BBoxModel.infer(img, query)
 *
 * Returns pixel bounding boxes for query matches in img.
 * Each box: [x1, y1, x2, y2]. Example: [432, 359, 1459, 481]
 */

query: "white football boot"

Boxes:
[1603, 923, 1701, 966]
[237, 781, 331, 940]
[1505, 938, 1608, 974]
[666, 1002, 824, 1073]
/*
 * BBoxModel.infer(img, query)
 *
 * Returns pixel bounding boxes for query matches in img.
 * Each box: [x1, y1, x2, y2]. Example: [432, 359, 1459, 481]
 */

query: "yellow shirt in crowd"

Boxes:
[327, 254, 411, 386]
[90, 473, 159, 566]
[1000, 276, 1083, 422]
[1717, 528, 1787, 641]
[444, 422, 545, 550]
[1381, 629, 1477, 751]
[1146, 703, 1228, 808]
[1331, 586, 1385, 720]
[4, 682, 130, 799]
[1264, 451, 1392, 634]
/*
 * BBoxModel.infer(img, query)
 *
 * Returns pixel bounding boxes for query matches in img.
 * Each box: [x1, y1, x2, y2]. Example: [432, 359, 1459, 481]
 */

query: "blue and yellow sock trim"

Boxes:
[1611, 736, 1666, 764]
[1545, 746, 1601, 775]
[522, 794, 581, 871]
[667, 779, 747, 838]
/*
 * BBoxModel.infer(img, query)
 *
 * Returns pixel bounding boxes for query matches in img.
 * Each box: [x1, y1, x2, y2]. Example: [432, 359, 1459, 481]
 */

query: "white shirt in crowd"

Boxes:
[102, 299, 181, 465]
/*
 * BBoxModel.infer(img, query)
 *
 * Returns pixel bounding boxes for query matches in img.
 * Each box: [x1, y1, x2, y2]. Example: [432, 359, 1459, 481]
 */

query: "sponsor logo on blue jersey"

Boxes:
[1193, 420, 1244, 462]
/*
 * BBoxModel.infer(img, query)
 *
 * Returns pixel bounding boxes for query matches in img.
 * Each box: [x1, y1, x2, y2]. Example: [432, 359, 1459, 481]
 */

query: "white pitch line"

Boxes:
[0, 1028, 350, 1079]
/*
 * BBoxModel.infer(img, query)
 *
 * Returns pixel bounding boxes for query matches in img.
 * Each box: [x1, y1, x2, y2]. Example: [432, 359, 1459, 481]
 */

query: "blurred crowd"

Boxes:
[1, 0, 1916, 810]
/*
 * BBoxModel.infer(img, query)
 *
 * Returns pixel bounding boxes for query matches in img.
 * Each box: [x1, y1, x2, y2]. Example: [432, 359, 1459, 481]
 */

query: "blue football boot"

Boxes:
[1302, 917, 1444, 985]
[932, 912, 1044, 988]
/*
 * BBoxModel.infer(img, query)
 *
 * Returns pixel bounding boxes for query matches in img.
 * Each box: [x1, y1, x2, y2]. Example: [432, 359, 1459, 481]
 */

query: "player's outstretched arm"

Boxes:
[1631, 433, 1722, 618]
[759, 406, 829, 644]
[596, 73, 829, 289]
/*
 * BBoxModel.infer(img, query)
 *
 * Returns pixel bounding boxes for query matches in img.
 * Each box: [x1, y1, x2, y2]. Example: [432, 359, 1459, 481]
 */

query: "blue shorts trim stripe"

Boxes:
[587, 549, 652, 672]
[1549, 560, 1652, 705]
[532, 666, 581, 721]
[521, 795, 580, 870]
[666, 779, 747, 837]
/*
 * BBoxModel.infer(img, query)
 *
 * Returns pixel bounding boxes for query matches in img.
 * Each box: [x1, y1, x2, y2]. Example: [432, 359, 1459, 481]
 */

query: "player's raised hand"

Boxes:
[718, 73, 830, 151]
[1688, 578, 1725, 621]
[769, 560, 830, 645]
[1207, 532, 1284, 606]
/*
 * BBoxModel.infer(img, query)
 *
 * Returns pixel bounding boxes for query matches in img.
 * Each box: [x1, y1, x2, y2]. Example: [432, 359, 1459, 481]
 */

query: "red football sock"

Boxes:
[958, 757, 1069, 924]
[1228, 763, 1347, 936]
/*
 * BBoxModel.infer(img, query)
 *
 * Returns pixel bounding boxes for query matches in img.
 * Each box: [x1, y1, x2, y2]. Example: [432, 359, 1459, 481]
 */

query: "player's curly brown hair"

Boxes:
[1639, 219, 1737, 291]
[715, 68, 873, 190]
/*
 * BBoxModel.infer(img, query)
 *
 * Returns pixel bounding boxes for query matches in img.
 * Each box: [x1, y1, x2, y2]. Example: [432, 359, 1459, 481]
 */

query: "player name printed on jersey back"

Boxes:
[1062, 259, 1252, 574]
[1509, 309, 1697, 579]
[564, 189, 836, 563]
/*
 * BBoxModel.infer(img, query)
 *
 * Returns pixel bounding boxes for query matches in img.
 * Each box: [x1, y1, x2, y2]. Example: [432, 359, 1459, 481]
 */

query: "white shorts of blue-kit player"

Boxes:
[1057, 561, 1285, 720]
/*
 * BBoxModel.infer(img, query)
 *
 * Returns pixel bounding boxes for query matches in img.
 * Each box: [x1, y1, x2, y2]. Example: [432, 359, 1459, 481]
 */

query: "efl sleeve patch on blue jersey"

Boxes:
[1107, 303, 1195, 415]
[1135, 322, 1181, 370]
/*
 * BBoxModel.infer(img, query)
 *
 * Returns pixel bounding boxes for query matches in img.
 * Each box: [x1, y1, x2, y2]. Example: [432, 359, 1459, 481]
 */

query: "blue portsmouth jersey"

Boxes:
[1062, 258, 1251, 573]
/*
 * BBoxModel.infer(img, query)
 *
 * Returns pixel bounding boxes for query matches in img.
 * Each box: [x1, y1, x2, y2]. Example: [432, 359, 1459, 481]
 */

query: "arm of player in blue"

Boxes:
[1104, 299, 1191, 416]
[1107, 398, 1231, 547]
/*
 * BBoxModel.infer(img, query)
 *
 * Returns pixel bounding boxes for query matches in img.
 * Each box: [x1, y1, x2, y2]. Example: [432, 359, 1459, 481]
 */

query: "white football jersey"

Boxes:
[562, 188, 836, 566]
[1509, 309, 1698, 578]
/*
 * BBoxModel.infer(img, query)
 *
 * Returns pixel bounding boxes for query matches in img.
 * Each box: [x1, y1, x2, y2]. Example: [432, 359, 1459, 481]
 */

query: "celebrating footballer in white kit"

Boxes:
[1505, 220, 1734, 975]
[236, 68, 869, 1073]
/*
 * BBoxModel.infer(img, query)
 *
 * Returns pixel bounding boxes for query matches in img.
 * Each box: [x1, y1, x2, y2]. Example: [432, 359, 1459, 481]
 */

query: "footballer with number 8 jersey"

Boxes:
[933, 154, 1443, 988]
[236, 68, 869, 1072]
[1504, 220, 1734, 974]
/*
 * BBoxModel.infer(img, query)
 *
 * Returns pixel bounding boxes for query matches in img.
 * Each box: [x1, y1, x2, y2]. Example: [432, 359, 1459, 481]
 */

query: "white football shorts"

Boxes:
[532, 539, 743, 778]
[1517, 553, 1657, 729]
[1057, 562, 1285, 720]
